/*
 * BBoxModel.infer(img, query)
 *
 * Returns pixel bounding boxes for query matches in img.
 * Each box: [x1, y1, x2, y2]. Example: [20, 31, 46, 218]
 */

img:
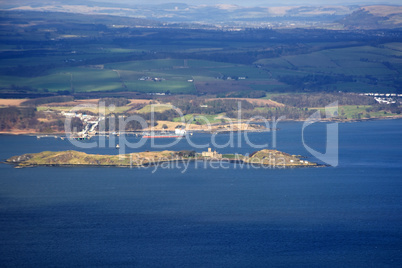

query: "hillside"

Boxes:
[0, 1, 357, 27]
[6, 150, 179, 167]
[341, 5, 402, 29]
[6, 149, 320, 168]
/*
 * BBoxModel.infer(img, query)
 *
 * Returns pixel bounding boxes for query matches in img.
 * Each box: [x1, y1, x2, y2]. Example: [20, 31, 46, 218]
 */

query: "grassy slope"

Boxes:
[2, 43, 400, 94]
[243, 149, 318, 166]
[7, 149, 319, 167]
[37, 105, 132, 115]
[7, 150, 177, 167]
[0, 58, 274, 94]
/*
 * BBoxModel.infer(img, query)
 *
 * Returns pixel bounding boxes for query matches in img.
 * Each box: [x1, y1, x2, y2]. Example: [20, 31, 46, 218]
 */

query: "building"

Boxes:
[61, 112, 77, 117]
[202, 148, 222, 159]
[175, 128, 186, 135]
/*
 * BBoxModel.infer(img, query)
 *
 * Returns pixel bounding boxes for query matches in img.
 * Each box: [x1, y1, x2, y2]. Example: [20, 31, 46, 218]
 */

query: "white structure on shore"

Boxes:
[202, 148, 222, 158]
[175, 128, 186, 135]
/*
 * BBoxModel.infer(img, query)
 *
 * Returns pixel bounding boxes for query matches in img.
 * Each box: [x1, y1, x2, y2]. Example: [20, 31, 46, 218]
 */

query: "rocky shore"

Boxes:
[6, 149, 322, 169]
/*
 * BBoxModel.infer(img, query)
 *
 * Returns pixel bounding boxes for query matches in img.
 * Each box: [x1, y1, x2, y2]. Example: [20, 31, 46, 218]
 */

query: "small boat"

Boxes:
[116, 144, 120, 149]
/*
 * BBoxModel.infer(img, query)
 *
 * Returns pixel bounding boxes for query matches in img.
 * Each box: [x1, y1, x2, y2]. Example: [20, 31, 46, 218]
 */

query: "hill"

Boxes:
[340, 5, 402, 29]
[6, 149, 320, 168]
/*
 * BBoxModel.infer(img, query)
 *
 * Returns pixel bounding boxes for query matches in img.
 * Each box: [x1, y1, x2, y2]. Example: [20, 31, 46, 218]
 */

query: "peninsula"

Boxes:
[6, 149, 320, 168]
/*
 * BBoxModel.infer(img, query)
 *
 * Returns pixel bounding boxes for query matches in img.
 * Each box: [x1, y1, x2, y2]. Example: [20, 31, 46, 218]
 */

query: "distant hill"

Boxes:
[1, 1, 401, 29]
[340, 5, 402, 29]
[0, 1, 358, 27]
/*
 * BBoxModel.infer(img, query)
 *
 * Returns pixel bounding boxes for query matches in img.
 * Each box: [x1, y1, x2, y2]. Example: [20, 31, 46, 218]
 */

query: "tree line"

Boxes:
[271, 93, 376, 108]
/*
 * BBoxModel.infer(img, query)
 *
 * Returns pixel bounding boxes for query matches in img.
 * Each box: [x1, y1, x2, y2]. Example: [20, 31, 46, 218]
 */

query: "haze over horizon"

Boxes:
[92, 0, 402, 6]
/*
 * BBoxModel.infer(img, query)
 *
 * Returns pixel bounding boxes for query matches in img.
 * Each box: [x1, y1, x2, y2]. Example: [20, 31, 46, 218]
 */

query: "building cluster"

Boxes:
[216, 75, 247, 80]
[61, 111, 101, 122]
[201, 148, 222, 159]
[138, 76, 165, 82]
[361, 93, 401, 97]
[359, 93, 401, 105]
[146, 92, 167, 96]
[174, 127, 186, 135]
[61, 111, 102, 138]
[374, 97, 397, 104]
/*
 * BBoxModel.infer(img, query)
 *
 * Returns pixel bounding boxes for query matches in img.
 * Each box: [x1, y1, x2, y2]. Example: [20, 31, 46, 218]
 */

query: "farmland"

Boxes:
[0, 10, 402, 98]
[1, 43, 401, 96]
[0, 58, 277, 95]
[256, 44, 402, 93]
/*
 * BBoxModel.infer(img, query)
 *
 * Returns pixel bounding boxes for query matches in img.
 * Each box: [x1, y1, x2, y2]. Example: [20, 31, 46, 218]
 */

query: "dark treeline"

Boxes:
[99, 110, 180, 131]
[365, 103, 402, 114]
[139, 110, 180, 122]
[0, 107, 37, 130]
[271, 93, 376, 107]
[217, 91, 267, 98]
[21, 96, 74, 106]
[171, 98, 254, 115]
[2, 10, 399, 78]
[165, 96, 319, 119]
[99, 116, 143, 131]
[277, 74, 355, 91]
[226, 107, 316, 120]
[0, 106, 86, 132]
[37, 114, 83, 133]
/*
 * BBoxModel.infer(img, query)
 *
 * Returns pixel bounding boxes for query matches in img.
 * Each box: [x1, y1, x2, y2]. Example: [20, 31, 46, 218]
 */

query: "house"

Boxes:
[175, 128, 186, 135]
[202, 148, 222, 159]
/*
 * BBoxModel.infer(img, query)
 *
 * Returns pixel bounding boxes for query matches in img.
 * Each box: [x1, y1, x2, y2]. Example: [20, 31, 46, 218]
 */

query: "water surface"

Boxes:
[0, 120, 401, 267]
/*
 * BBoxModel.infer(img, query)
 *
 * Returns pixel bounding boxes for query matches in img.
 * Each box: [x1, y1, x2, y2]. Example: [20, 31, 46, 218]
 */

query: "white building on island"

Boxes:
[202, 148, 222, 159]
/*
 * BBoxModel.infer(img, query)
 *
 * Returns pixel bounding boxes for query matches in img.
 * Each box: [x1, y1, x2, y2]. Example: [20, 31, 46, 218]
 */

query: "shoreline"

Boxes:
[0, 116, 401, 136]
[5, 150, 324, 169]
[6, 162, 328, 169]
[251, 115, 402, 123]
[5, 158, 327, 169]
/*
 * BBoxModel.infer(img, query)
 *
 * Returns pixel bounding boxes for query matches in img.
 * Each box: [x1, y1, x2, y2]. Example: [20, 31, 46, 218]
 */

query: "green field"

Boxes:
[0, 59, 270, 94]
[255, 43, 402, 92]
[136, 104, 173, 114]
[4, 67, 123, 93]
[1, 9, 402, 96]
[37, 105, 132, 115]
[311, 105, 398, 119]
[172, 113, 226, 124]
[1, 41, 401, 94]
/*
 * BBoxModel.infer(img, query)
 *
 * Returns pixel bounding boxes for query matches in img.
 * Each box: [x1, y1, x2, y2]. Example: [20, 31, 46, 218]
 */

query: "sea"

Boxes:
[0, 119, 401, 267]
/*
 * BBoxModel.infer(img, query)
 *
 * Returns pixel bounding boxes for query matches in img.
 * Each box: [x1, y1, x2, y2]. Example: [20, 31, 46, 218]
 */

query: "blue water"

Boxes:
[0, 120, 401, 267]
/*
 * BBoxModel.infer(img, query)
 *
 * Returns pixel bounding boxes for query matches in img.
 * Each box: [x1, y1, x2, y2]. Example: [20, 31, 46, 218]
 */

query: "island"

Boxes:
[6, 148, 322, 168]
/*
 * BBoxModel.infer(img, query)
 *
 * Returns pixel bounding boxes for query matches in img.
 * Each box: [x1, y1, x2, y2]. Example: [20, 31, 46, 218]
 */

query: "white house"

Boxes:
[175, 128, 186, 135]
